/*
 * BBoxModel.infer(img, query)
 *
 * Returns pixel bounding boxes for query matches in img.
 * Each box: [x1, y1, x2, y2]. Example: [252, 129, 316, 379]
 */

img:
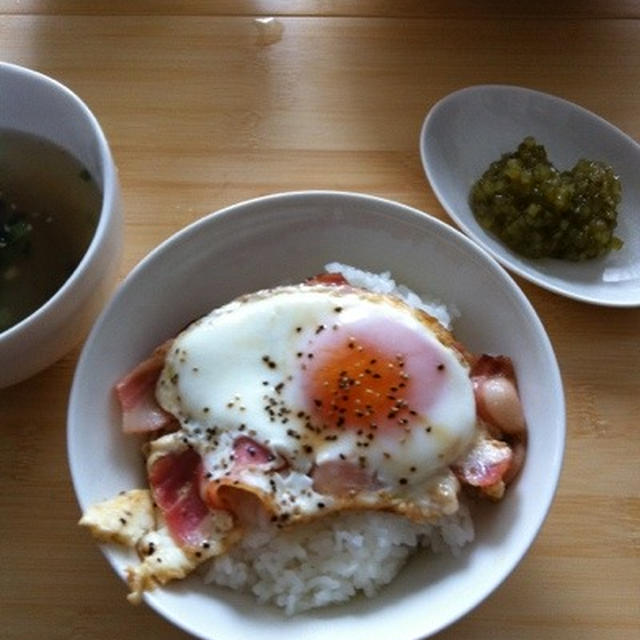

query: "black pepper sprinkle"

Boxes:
[119, 517, 127, 525]
[334, 306, 343, 313]
[317, 502, 326, 508]
[399, 478, 408, 485]
[437, 363, 445, 371]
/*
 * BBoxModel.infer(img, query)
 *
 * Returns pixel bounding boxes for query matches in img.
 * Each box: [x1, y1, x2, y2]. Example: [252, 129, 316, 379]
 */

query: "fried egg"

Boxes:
[155, 284, 477, 524]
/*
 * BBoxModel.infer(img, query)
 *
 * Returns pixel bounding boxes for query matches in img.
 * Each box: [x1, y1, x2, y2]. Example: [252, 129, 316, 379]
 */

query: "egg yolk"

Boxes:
[303, 317, 448, 433]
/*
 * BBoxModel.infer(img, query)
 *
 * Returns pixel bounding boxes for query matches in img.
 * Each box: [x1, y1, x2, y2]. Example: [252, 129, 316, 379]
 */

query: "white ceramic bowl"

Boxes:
[68, 191, 564, 640]
[421, 84, 640, 307]
[0, 63, 122, 387]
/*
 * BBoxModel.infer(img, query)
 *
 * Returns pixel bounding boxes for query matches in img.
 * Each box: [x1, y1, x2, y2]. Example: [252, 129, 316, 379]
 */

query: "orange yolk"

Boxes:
[301, 312, 452, 435]
[307, 336, 417, 432]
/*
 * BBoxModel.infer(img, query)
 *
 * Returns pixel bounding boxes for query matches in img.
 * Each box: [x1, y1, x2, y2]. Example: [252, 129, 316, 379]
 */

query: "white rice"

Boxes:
[205, 508, 473, 616]
[324, 261, 456, 329]
[204, 264, 473, 615]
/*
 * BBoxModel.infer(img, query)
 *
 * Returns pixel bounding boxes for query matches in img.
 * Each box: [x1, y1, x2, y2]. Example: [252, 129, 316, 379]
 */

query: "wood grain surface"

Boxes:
[0, 3, 638, 639]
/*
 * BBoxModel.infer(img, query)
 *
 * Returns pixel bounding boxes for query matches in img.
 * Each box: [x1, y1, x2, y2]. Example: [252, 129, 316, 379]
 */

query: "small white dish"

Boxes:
[68, 191, 564, 640]
[0, 63, 122, 386]
[420, 84, 640, 307]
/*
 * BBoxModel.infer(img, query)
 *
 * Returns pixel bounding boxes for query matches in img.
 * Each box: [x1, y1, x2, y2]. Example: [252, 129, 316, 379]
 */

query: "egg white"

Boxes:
[155, 285, 477, 522]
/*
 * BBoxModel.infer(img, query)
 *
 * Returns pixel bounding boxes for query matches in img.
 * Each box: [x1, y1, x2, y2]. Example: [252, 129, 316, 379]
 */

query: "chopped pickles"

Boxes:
[469, 136, 622, 261]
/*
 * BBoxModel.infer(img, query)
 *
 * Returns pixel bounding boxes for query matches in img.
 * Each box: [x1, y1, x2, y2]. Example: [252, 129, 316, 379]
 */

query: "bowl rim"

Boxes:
[420, 83, 640, 308]
[0, 62, 120, 342]
[67, 189, 566, 640]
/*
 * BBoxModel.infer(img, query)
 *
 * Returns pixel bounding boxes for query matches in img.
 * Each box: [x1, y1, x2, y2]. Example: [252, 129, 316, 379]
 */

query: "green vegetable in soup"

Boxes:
[1, 205, 33, 268]
[469, 136, 622, 261]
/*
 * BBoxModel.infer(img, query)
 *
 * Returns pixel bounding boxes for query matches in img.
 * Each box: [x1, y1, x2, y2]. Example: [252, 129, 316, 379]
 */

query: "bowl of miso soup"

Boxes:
[0, 63, 122, 387]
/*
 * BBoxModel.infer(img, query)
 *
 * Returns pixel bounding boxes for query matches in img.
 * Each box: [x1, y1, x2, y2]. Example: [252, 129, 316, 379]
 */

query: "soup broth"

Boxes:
[0, 129, 102, 332]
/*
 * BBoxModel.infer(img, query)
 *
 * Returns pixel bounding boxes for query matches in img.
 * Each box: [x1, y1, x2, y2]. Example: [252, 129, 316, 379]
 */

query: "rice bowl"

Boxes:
[199, 264, 477, 615]
[67, 191, 565, 640]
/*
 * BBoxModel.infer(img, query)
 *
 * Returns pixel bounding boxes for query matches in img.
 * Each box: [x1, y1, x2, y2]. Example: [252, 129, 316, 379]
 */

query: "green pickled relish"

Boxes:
[469, 136, 623, 261]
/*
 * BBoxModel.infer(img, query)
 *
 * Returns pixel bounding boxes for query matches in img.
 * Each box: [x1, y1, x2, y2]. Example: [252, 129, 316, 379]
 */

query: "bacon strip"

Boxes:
[464, 354, 528, 492]
[471, 355, 526, 437]
[305, 272, 349, 286]
[311, 460, 379, 497]
[453, 433, 512, 488]
[232, 436, 278, 466]
[148, 448, 213, 548]
[115, 340, 177, 433]
[204, 437, 286, 514]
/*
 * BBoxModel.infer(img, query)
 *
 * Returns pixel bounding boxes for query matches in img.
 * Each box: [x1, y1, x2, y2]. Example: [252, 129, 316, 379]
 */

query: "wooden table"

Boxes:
[1, 2, 638, 638]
